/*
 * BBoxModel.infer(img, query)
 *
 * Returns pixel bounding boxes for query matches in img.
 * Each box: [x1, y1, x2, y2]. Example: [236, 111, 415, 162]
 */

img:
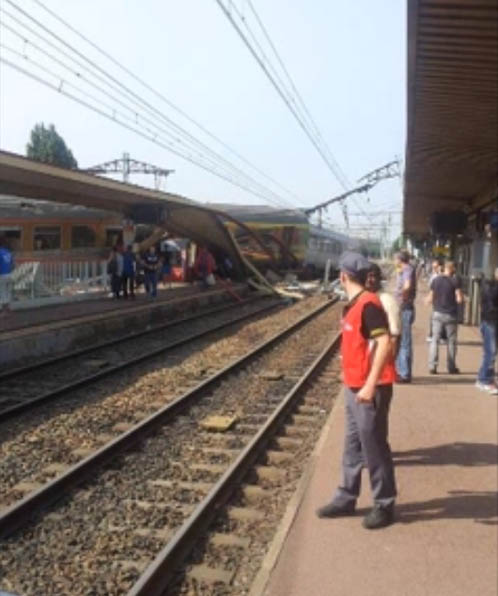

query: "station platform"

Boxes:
[257, 298, 498, 596]
[0, 282, 251, 369]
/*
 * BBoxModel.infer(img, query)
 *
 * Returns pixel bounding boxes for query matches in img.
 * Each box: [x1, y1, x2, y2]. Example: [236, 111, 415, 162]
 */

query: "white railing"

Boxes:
[11, 260, 109, 304]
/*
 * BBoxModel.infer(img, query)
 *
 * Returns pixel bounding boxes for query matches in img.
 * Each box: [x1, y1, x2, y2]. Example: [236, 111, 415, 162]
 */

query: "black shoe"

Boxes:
[396, 376, 411, 384]
[429, 369, 437, 374]
[362, 505, 394, 530]
[448, 368, 460, 374]
[316, 501, 355, 519]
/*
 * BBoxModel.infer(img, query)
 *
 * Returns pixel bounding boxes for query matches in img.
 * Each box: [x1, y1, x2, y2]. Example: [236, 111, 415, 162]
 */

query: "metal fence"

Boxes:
[11, 260, 109, 304]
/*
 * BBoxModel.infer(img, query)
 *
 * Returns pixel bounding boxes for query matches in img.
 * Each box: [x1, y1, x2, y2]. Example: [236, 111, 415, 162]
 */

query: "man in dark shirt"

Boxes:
[476, 270, 498, 395]
[142, 245, 160, 298]
[316, 252, 396, 530]
[426, 261, 463, 374]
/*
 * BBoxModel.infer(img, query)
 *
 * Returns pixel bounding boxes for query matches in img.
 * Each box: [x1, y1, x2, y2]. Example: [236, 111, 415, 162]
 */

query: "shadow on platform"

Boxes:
[413, 375, 475, 385]
[395, 491, 497, 525]
[393, 442, 498, 467]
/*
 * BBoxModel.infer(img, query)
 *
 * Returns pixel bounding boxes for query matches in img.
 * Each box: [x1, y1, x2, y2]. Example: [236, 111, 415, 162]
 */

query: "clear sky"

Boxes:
[0, 0, 406, 240]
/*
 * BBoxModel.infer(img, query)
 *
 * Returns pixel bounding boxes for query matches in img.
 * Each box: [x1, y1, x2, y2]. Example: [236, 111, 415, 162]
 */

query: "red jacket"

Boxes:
[341, 291, 396, 388]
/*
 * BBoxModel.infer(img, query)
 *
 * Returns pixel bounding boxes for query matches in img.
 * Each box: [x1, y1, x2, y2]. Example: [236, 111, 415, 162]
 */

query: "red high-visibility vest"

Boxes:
[341, 291, 396, 388]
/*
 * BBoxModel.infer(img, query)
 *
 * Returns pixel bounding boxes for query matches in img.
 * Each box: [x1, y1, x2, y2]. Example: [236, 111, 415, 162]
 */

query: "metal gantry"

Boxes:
[85, 152, 175, 189]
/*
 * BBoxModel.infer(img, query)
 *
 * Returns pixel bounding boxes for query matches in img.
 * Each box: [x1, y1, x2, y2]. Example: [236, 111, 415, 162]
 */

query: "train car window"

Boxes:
[0, 227, 22, 251]
[33, 226, 61, 250]
[71, 225, 96, 248]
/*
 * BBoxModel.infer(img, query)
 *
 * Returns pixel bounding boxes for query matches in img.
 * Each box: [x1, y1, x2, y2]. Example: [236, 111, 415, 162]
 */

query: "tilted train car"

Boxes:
[213, 203, 359, 275]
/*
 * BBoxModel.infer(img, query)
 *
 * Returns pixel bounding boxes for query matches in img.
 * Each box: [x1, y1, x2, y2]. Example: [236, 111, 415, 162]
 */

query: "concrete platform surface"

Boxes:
[263, 298, 498, 596]
[1, 283, 215, 334]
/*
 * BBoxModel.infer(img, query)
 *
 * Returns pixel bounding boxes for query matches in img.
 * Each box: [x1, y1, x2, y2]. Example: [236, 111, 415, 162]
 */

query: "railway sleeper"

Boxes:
[188, 563, 235, 586]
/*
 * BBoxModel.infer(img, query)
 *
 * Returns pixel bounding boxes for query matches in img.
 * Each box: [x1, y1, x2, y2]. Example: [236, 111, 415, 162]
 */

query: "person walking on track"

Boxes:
[475, 269, 498, 394]
[317, 251, 397, 530]
[394, 251, 417, 383]
[0, 235, 14, 317]
[426, 260, 463, 374]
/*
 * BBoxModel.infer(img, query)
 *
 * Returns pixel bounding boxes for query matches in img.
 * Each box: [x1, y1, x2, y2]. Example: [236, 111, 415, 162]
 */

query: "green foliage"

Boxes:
[26, 123, 78, 169]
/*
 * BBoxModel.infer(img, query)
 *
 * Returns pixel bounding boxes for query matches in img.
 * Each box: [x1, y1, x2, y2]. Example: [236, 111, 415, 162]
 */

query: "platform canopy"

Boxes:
[0, 150, 246, 274]
[404, 0, 498, 236]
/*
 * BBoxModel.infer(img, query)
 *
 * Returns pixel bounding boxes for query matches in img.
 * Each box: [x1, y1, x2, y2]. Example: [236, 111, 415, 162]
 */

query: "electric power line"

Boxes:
[214, 0, 379, 227]
[30, 0, 303, 207]
[1, 0, 301, 210]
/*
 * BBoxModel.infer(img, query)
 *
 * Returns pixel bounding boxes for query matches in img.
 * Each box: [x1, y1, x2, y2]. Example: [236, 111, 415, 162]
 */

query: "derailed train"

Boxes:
[215, 204, 361, 275]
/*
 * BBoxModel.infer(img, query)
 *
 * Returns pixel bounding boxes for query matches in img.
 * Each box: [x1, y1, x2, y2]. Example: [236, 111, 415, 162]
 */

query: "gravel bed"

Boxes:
[0, 302, 340, 596]
[169, 357, 343, 596]
[0, 298, 275, 404]
[0, 296, 318, 506]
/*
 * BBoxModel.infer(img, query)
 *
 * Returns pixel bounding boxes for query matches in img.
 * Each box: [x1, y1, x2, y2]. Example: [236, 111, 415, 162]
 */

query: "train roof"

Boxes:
[309, 224, 360, 246]
[0, 195, 121, 220]
[208, 203, 309, 225]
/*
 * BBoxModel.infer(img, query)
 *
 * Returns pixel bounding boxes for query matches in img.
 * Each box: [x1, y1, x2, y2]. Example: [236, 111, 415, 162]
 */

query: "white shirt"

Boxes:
[379, 290, 401, 337]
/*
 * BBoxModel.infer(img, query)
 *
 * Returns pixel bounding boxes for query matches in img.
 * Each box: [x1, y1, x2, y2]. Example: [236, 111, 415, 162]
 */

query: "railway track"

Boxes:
[0, 298, 341, 596]
[0, 295, 282, 421]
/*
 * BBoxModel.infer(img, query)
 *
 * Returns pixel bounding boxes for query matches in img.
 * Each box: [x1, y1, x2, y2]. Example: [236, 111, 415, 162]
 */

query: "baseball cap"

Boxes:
[339, 251, 371, 276]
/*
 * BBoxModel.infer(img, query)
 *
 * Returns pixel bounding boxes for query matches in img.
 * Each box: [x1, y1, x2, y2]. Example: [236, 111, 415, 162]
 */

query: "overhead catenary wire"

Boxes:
[215, 0, 378, 226]
[215, 0, 350, 192]
[244, 0, 352, 188]
[1, 0, 300, 210]
[29, 0, 303, 207]
[1, 55, 303, 207]
[0, 19, 293, 209]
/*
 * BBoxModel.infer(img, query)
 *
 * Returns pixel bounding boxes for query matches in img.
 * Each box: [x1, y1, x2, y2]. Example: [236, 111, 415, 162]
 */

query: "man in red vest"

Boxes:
[317, 252, 397, 529]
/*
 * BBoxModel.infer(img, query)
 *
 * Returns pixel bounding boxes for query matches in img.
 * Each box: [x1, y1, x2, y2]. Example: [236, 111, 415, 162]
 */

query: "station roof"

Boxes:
[404, 0, 498, 236]
[0, 195, 121, 221]
[0, 150, 245, 273]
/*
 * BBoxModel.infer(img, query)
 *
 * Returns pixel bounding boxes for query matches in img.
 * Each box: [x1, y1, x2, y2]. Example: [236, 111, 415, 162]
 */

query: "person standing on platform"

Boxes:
[427, 259, 442, 343]
[366, 263, 401, 359]
[122, 245, 136, 299]
[107, 246, 123, 299]
[194, 245, 216, 289]
[426, 260, 463, 374]
[0, 236, 14, 317]
[394, 251, 417, 383]
[476, 269, 498, 394]
[142, 245, 160, 298]
[317, 252, 397, 530]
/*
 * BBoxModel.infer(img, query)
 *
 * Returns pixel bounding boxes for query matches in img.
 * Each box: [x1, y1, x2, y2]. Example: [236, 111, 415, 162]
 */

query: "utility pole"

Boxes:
[305, 158, 402, 230]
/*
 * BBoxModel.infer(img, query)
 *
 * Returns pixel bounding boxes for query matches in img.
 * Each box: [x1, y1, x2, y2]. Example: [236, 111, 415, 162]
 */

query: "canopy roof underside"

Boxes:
[404, 0, 498, 237]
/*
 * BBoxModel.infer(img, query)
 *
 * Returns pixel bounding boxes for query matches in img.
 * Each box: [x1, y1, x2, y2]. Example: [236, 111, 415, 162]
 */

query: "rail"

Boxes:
[130, 326, 341, 595]
[0, 298, 336, 539]
[0, 296, 283, 420]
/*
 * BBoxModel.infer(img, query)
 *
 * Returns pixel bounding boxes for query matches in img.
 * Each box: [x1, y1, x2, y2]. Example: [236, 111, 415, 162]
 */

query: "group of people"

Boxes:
[392, 252, 464, 382]
[317, 248, 498, 532]
[107, 244, 163, 299]
[107, 243, 222, 299]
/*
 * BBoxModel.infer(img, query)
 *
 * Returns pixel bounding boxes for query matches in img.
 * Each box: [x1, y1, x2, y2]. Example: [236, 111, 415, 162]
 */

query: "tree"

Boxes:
[26, 123, 78, 169]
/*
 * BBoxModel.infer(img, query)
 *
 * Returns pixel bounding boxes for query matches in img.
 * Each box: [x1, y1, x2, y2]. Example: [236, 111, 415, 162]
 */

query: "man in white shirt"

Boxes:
[366, 263, 401, 358]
